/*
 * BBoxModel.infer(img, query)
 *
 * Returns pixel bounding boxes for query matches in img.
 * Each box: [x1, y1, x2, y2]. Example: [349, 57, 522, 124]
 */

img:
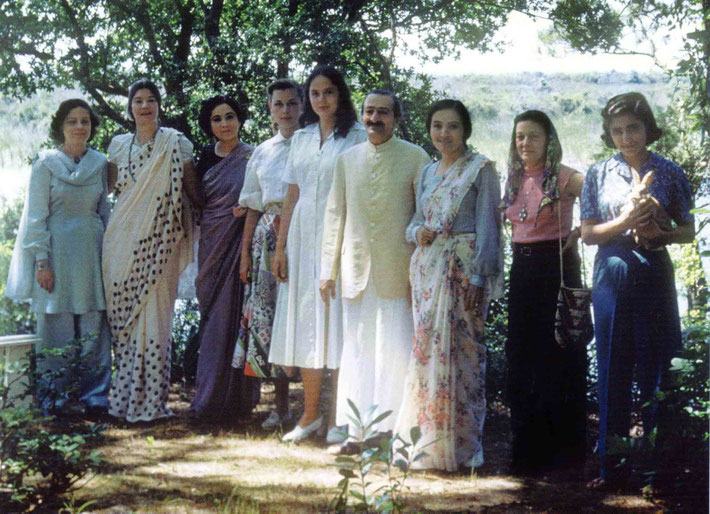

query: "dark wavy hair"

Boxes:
[127, 79, 162, 123]
[49, 98, 100, 144]
[425, 99, 472, 141]
[267, 79, 304, 102]
[197, 94, 248, 139]
[362, 89, 402, 120]
[601, 92, 663, 148]
[508, 109, 555, 162]
[300, 65, 357, 139]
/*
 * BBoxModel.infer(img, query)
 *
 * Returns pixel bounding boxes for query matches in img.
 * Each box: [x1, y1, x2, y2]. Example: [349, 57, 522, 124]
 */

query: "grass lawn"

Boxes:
[38, 380, 705, 513]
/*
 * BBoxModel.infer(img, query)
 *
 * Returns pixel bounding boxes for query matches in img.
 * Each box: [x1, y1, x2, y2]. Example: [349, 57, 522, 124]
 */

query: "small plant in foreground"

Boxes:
[215, 484, 261, 513]
[0, 339, 104, 508]
[328, 399, 430, 513]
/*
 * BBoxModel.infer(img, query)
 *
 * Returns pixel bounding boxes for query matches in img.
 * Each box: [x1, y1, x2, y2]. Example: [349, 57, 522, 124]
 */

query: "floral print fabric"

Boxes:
[395, 151, 503, 471]
[233, 209, 285, 378]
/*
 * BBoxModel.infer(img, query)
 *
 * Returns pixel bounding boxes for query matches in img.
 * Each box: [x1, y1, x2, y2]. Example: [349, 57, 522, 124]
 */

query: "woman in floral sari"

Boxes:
[395, 99, 503, 471]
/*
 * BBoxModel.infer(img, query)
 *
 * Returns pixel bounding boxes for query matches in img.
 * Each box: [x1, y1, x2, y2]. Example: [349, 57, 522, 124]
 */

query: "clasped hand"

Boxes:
[622, 195, 666, 244]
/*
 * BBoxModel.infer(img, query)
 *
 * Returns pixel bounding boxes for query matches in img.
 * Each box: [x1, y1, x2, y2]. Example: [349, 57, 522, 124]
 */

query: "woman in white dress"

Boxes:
[269, 66, 366, 442]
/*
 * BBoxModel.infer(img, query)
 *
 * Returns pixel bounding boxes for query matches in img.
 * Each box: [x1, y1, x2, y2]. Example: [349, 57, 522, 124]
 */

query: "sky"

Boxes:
[397, 11, 684, 76]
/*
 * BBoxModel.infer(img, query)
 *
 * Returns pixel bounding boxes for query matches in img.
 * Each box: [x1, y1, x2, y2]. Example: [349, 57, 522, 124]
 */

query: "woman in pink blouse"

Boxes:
[503, 110, 586, 475]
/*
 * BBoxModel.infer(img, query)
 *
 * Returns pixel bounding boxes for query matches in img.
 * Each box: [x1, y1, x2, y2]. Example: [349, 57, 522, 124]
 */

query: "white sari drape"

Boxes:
[103, 128, 194, 422]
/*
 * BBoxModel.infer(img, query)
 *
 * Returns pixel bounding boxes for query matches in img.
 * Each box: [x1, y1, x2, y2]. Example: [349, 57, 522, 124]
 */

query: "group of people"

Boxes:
[5, 62, 694, 489]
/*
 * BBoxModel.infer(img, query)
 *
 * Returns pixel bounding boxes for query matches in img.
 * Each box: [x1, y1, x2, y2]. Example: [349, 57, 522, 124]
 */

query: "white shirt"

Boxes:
[238, 131, 291, 211]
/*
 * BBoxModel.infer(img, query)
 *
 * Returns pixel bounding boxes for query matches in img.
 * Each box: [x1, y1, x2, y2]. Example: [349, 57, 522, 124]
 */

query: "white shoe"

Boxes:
[261, 410, 292, 430]
[282, 416, 322, 443]
[326, 424, 348, 445]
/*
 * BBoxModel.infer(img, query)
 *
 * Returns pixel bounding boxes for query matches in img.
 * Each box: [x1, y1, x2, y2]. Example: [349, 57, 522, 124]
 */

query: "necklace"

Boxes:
[519, 180, 529, 221]
[127, 128, 157, 182]
[519, 166, 544, 222]
[519, 176, 532, 221]
[215, 139, 238, 157]
[60, 145, 87, 164]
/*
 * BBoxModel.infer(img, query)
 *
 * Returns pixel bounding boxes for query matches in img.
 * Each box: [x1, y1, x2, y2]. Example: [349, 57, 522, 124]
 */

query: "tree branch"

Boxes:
[113, 1, 165, 70]
[10, 45, 53, 61]
[204, 0, 224, 47]
[57, 0, 129, 129]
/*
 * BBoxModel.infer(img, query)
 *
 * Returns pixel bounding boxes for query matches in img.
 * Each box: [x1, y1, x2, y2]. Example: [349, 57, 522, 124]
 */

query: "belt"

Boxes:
[435, 230, 475, 239]
[512, 240, 564, 257]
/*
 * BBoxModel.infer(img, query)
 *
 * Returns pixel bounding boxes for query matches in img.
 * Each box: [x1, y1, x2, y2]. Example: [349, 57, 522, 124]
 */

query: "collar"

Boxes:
[366, 135, 398, 154]
[612, 151, 658, 176]
[272, 131, 288, 144]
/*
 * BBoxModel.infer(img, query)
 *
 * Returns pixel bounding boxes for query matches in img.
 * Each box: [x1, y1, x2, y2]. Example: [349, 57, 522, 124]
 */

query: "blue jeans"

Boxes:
[592, 242, 680, 478]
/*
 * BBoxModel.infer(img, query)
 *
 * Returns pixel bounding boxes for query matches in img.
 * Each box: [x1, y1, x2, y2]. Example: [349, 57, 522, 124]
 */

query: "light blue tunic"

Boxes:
[20, 149, 109, 313]
[6, 148, 112, 410]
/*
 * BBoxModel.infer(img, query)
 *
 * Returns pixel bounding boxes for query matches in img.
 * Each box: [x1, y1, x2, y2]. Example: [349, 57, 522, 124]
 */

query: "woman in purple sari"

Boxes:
[189, 94, 259, 421]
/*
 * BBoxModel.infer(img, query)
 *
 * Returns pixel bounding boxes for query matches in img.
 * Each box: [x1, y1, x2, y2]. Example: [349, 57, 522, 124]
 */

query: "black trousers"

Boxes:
[506, 240, 587, 470]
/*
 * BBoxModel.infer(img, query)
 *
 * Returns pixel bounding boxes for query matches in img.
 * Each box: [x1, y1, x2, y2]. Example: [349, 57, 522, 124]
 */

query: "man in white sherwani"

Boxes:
[320, 90, 430, 444]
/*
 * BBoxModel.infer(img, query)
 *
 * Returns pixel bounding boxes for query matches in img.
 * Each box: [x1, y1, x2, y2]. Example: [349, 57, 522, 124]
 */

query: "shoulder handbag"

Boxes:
[554, 200, 594, 350]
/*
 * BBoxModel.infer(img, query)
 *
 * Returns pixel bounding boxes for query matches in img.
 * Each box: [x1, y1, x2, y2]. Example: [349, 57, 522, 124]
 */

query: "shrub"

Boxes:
[0, 340, 104, 508]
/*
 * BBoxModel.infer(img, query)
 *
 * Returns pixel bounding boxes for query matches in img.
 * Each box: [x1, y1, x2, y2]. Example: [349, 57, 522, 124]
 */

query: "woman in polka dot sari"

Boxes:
[103, 80, 202, 422]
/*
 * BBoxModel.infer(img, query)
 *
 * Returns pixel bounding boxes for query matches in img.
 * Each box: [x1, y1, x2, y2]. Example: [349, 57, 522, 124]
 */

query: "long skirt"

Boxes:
[233, 210, 285, 379]
[36, 311, 111, 410]
[336, 278, 413, 435]
[395, 233, 487, 471]
[506, 240, 587, 471]
[592, 241, 680, 479]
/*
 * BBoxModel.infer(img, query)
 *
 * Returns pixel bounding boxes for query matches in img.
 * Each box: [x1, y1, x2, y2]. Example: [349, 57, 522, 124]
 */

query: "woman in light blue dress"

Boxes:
[6, 99, 111, 414]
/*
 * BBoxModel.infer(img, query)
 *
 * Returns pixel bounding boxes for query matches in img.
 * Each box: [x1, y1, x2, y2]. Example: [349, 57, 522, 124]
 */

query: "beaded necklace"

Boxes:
[127, 127, 158, 182]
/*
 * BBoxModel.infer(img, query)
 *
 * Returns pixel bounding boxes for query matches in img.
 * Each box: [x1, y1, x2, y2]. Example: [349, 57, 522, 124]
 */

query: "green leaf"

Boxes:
[339, 469, 357, 479]
[347, 399, 361, 421]
[413, 451, 429, 462]
[368, 410, 393, 427]
[393, 458, 408, 471]
[410, 425, 422, 446]
[349, 490, 365, 501]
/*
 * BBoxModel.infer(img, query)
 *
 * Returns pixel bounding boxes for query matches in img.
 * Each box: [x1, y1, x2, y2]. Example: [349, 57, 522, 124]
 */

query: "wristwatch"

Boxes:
[37, 260, 49, 271]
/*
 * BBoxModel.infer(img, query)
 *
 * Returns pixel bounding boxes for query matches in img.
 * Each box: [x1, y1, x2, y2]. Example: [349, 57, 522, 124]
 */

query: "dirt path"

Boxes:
[62, 383, 706, 512]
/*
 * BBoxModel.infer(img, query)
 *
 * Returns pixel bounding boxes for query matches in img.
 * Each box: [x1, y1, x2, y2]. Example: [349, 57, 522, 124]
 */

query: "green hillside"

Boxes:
[0, 73, 678, 200]
[436, 71, 678, 170]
